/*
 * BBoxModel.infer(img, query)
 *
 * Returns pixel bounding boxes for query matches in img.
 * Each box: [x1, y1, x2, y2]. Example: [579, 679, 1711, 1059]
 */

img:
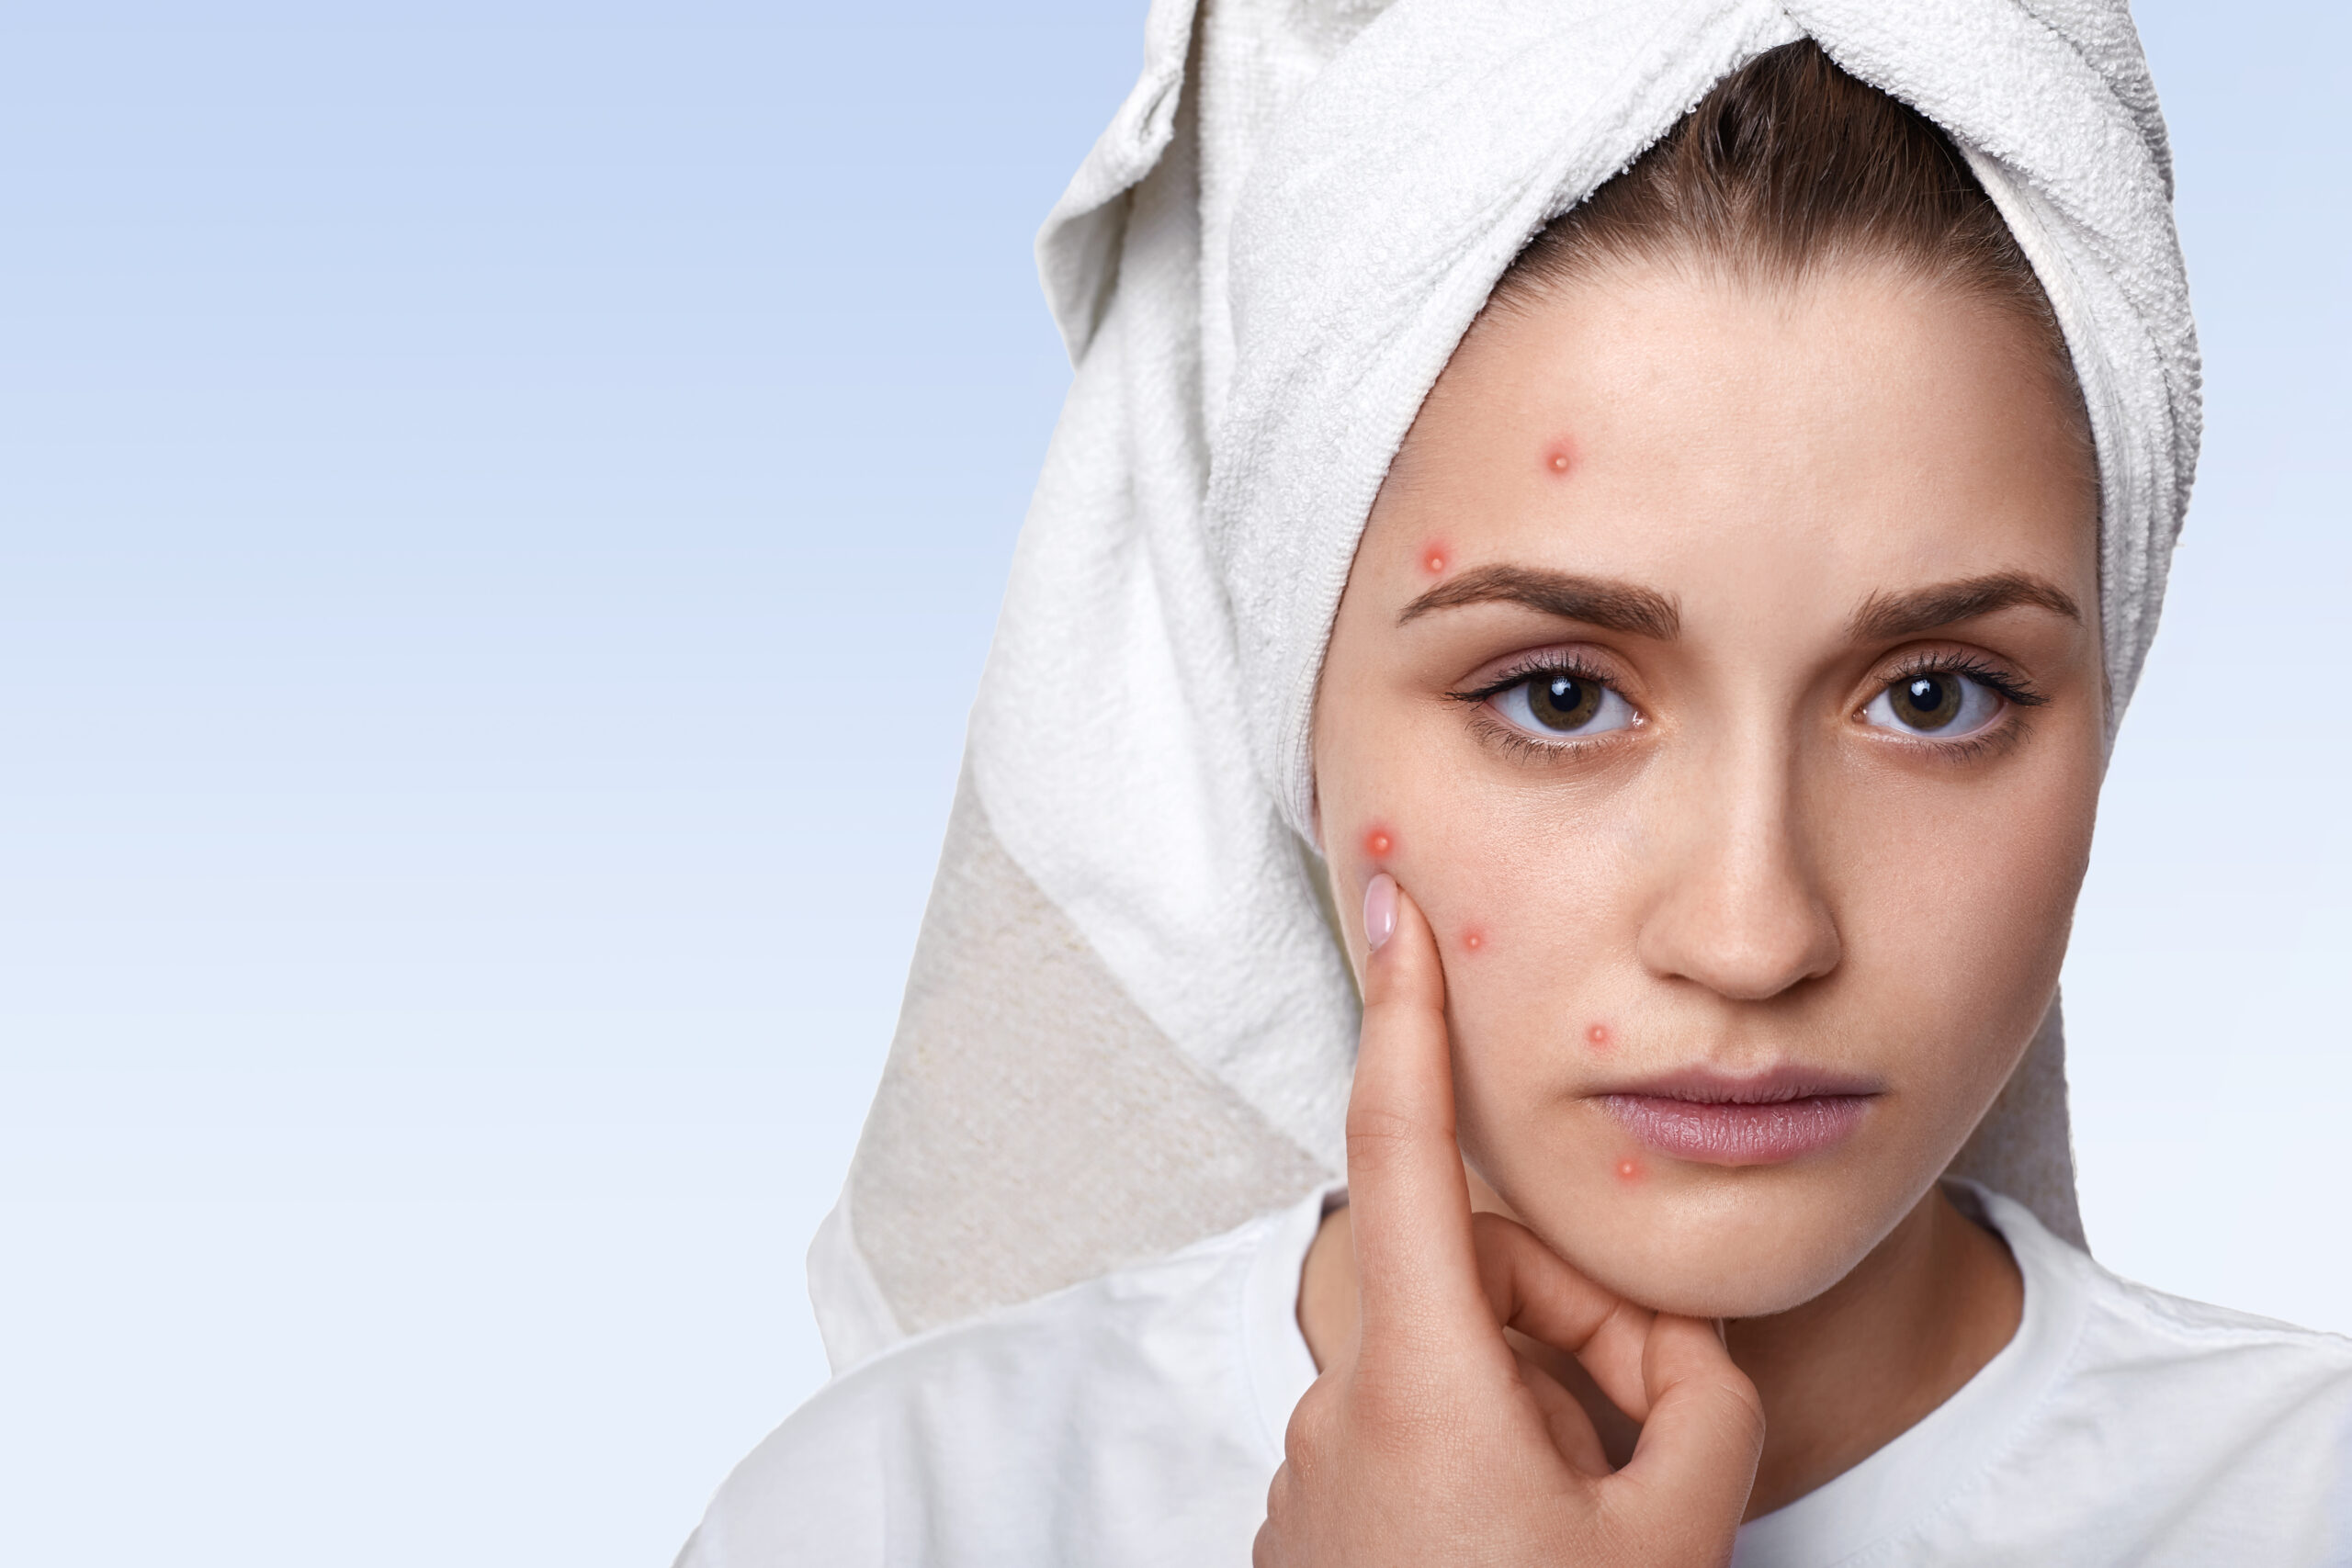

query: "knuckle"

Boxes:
[1261, 1461, 1293, 1520]
[1343, 1105, 1422, 1168]
[1283, 1387, 1337, 1468]
[1715, 1376, 1770, 1450]
[1359, 994, 1435, 1037]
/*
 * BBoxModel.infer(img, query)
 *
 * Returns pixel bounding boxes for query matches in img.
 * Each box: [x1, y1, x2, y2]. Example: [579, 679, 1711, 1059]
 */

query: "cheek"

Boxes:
[1423, 806, 1645, 1100]
[1427, 795, 1642, 961]
[1883, 795, 2088, 965]
[1829, 753, 2099, 1083]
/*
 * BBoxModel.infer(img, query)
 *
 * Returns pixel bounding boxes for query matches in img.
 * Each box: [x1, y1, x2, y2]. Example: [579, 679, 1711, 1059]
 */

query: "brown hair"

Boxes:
[1491, 40, 2089, 451]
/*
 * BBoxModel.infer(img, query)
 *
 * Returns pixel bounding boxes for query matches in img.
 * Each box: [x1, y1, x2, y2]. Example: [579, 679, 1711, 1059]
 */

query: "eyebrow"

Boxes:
[1848, 572, 2083, 642]
[1396, 565, 1681, 639]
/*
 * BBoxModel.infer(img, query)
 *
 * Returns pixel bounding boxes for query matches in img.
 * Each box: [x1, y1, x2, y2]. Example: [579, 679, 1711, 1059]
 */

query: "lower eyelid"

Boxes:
[1471, 710, 1619, 758]
[1894, 714, 2031, 763]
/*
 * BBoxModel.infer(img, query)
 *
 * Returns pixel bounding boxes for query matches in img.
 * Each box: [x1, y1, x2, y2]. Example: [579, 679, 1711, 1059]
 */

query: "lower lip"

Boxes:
[1601, 1094, 1871, 1166]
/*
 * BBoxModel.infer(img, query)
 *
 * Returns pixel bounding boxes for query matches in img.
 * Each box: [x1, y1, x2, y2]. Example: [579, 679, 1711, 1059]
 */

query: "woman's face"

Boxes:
[1312, 259, 2104, 1318]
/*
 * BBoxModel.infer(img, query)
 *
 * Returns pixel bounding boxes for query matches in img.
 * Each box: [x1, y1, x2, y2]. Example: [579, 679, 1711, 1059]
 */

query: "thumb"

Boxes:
[1604, 1315, 1764, 1547]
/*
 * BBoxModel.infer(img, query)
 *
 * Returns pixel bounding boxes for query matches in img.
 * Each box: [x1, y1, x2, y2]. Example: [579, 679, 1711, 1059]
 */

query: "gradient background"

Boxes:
[1, 3, 2343, 1562]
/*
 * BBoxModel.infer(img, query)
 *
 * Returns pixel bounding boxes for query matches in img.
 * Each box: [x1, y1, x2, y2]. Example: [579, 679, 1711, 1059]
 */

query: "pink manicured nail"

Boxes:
[1363, 873, 1398, 953]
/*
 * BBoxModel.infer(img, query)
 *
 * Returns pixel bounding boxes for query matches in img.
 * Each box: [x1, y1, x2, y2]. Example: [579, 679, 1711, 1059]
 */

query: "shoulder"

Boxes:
[679, 1190, 1328, 1568]
[2069, 1244, 2352, 1493]
[1974, 1190, 2352, 1561]
[1961, 1185, 2352, 1389]
[2021, 1198, 2352, 1419]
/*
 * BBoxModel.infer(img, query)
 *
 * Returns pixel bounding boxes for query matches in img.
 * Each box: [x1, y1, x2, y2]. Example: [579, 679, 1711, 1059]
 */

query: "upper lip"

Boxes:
[1596, 1065, 1883, 1104]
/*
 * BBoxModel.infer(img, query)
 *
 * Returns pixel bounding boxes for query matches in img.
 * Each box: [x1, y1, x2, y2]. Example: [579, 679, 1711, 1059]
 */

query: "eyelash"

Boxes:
[1448, 652, 1620, 708]
[1442, 650, 2048, 761]
[1446, 653, 1634, 759]
[1878, 649, 2047, 712]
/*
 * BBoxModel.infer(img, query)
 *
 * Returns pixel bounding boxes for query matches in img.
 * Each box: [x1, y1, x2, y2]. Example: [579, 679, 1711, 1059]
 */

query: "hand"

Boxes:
[1255, 874, 1764, 1567]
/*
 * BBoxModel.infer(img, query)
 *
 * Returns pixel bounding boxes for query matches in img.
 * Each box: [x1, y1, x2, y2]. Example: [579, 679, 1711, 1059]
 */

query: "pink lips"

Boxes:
[1600, 1067, 1878, 1167]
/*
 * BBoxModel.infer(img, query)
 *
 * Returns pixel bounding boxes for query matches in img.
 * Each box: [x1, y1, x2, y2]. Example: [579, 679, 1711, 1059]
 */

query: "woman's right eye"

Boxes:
[1488, 671, 1637, 739]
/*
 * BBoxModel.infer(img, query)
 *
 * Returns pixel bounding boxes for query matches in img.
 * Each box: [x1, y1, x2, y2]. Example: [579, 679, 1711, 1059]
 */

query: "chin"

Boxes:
[1588, 1244, 1859, 1320]
[1517, 1177, 1918, 1321]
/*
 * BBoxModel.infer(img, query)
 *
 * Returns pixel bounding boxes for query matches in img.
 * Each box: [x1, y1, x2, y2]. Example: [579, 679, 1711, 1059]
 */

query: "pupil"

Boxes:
[1529, 674, 1600, 730]
[1901, 676, 1959, 728]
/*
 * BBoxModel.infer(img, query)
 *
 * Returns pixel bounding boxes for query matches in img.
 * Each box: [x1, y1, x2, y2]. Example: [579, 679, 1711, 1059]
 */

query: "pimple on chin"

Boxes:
[1363, 825, 1396, 861]
[1615, 1156, 1642, 1182]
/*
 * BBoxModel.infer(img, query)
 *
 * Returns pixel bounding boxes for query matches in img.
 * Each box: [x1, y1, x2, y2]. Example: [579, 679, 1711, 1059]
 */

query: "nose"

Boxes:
[1635, 736, 1842, 1002]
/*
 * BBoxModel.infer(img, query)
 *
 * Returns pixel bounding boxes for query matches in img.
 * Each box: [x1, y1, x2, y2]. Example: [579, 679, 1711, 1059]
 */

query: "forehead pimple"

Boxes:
[1420, 540, 1449, 574]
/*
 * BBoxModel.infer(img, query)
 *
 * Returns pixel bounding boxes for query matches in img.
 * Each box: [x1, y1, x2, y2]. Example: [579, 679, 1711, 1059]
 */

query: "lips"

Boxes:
[1599, 1066, 1879, 1167]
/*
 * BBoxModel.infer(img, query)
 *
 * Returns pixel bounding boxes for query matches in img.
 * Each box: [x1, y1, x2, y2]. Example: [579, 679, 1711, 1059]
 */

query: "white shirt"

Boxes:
[681, 1185, 2352, 1565]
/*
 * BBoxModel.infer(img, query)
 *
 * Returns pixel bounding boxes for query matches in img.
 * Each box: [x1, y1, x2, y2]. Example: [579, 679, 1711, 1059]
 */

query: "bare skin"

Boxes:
[1261, 879, 1766, 1566]
[1260, 257, 2101, 1558]
[1295, 1108, 2022, 1515]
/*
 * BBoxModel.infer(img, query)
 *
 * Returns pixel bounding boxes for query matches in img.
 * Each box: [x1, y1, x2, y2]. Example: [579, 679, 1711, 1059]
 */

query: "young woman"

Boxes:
[684, 6, 2352, 1563]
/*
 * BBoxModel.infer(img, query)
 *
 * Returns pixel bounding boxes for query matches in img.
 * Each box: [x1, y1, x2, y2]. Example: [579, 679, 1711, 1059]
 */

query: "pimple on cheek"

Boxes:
[1586, 1023, 1611, 1050]
[1542, 438, 1577, 477]
[1461, 926, 1486, 953]
[1362, 825, 1396, 862]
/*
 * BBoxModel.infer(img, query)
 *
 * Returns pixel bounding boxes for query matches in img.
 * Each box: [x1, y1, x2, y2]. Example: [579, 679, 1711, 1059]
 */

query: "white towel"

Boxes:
[811, 0, 2197, 1371]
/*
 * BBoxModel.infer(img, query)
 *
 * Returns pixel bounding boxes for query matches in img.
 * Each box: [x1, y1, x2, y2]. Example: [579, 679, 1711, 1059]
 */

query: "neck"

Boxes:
[1295, 1179, 2022, 1520]
[1728, 1184, 2020, 1515]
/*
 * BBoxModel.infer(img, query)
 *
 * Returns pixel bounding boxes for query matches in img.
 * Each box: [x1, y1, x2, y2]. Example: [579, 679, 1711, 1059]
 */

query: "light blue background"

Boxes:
[1, 3, 2342, 1562]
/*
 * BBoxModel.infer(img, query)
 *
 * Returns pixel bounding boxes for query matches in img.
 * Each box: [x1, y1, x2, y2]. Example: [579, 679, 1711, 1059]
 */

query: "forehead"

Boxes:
[1374, 262, 2098, 605]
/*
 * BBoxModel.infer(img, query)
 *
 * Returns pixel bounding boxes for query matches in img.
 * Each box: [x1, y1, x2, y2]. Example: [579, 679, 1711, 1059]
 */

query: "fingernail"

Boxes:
[1363, 873, 1397, 953]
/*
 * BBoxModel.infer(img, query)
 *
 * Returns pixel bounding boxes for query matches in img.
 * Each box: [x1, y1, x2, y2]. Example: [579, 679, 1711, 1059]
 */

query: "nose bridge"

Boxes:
[1639, 708, 1841, 1002]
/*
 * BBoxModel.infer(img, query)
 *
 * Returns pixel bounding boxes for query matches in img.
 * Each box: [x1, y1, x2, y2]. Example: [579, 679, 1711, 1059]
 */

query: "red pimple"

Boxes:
[1615, 1156, 1642, 1182]
[1544, 440, 1576, 476]
[1463, 928, 1485, 953]
[1586, 1023, 1611, 1049]
[1420, 543, 1449, 575]
[1363, 826, 1394, 860]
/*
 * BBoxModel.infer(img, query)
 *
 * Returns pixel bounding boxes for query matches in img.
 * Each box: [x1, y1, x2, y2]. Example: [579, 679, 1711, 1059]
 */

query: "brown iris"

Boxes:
[1527, 673, 1604, 731]
[1890, 674, 1962, 730]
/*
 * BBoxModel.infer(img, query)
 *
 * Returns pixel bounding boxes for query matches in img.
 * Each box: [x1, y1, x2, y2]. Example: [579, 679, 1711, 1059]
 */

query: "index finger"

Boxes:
[1346, 874, 1491, 1354]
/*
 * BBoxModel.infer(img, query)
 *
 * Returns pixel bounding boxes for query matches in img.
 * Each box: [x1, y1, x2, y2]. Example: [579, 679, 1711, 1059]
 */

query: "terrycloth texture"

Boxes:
[814, 0, 2197, 1365]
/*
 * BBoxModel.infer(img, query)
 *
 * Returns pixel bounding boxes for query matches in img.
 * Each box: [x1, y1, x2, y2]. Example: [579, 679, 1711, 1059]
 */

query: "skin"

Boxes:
[1259, 256, 2103, 1560]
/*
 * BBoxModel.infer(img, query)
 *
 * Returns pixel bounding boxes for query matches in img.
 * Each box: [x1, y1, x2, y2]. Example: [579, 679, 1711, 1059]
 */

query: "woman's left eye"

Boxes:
[1861, 671, 2006, 739]
[1488, 671, 1637, 739]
